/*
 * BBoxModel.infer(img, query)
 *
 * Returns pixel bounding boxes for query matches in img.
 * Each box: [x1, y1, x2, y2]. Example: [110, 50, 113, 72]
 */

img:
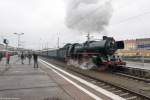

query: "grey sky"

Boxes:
[0, 0, 150, 49]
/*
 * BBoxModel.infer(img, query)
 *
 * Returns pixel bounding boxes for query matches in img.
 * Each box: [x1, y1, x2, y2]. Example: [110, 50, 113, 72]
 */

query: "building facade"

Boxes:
[124, 39, 136, 50]
[0, 44, 4, 50]
[136, 38, 150, 50]
[117, 50, 150, 57]
[117, 38, 150, 57]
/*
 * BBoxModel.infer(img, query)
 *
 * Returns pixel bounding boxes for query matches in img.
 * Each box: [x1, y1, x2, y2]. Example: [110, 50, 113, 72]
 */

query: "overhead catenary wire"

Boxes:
[110, 11, 150, 26]
[107, 10, 150, 38]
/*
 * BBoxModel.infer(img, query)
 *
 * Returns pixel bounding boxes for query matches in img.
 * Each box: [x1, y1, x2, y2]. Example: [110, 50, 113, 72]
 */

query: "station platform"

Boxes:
[0, 56, 95, 100]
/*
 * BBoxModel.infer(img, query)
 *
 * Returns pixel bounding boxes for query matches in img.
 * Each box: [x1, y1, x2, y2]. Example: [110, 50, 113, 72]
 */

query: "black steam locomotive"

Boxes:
[40, 36, 126, 70]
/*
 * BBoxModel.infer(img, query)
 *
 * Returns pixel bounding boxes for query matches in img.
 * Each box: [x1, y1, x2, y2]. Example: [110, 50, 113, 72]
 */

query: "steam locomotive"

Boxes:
[40, 36, 126, 70]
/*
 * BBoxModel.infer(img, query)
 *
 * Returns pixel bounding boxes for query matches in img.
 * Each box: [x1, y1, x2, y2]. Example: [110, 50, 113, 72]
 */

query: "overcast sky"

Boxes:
[0, 0, 150, 50]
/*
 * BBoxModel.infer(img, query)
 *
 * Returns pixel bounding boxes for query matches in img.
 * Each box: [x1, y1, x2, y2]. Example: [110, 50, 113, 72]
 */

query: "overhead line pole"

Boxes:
[13, 33, 24, 51]
[57, 33, 60, 49]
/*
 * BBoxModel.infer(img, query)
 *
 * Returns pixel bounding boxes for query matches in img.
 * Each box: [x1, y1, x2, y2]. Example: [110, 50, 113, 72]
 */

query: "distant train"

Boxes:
[39, 36, 126, 70]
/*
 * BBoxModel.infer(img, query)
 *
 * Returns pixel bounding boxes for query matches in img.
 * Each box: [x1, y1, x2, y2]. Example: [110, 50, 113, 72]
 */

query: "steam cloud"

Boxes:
[65, 0, 113, 33]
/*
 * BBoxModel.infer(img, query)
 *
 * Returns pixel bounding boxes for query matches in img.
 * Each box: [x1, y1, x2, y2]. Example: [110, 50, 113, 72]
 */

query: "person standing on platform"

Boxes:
[0, 52, 2, 62]
[27, 53, 32, 64]
[33, 53, 38, 68]
[6, 52, 11, 64]
[21, 52, 25, 64]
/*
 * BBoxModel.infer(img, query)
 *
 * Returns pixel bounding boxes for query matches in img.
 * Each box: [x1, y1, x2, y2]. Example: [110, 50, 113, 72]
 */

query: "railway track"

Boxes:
[41, 58, 150, 100]
[68, 67, 150, 100]
[115, 67, 150, 80]
[114, 72, 150, 84]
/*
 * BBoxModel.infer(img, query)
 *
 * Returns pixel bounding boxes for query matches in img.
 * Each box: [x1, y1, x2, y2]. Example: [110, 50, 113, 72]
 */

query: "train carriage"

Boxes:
[48, 50, 57, 58]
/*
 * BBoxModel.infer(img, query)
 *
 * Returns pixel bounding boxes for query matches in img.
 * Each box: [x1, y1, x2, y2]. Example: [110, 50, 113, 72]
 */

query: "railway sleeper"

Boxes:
[116, 72, 150, 83]
[102, 85, 110, 88]
[95, 81, 102, 84]
[125, 96, 137, 100]
[128, 68, 150, 78]
[98, 83, 105, 86]
[119, 67, 150, 78]
[112, 90, 122, 93]
[118, 92, 129, 96]
[121, 94, 136, 99]
[107, 87, 116, 91]
[90, 80, 97, 84]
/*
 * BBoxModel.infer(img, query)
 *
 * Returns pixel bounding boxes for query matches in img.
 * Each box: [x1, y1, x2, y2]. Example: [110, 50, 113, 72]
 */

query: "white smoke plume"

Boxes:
[65, 0, 113, 33]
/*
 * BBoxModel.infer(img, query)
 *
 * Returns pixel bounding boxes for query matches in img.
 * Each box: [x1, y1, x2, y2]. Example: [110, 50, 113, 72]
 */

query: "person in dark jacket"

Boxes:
[21, 52, 25, 64]
[27, 53, 32, 64]
[6, 52, 11, 64]
[33, 53, 38, 68]
[0, 53, 2, 62]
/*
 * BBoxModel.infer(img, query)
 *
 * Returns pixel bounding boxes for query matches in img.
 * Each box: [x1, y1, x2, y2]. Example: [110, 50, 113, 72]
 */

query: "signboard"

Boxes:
[137, 44, 150, 49]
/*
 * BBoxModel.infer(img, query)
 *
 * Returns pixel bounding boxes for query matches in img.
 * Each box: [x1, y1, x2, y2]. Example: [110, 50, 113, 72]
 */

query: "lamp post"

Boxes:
[13, 33, 24, 50]
[57, 33, 60, 49]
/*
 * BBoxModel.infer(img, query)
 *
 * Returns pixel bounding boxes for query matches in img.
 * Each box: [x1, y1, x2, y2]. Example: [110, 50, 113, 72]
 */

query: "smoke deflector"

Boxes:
[115, 41, 124, 49]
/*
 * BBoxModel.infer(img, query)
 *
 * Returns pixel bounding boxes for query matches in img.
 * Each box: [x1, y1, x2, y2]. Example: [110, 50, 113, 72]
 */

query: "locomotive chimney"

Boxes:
[103, 36, 107, 40]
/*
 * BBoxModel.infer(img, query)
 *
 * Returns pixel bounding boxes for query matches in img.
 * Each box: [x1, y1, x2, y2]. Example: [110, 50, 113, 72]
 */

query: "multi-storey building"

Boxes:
[117, 38, 150, 57]
[136, 38, 150, 50]
[124, 39, 136, 50]
[0, 44, 4, 50]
